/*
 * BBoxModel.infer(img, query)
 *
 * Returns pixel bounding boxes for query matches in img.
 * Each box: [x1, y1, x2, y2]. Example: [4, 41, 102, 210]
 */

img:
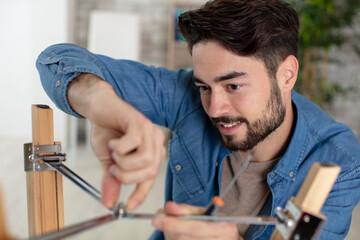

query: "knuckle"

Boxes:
[116, 173, 130, 184]
[147, 168, 157, 179]
[140, 117, 152, 128]
[142, 154, 152, 165]
[156, 129, 165, 143]
[131, 135, 142, 146]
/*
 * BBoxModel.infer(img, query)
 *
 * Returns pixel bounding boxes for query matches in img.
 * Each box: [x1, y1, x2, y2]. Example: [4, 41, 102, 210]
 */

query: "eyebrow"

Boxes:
[192, 71, 247, 84]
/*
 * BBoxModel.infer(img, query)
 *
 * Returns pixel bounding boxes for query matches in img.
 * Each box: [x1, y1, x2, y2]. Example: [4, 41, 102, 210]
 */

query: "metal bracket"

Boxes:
[276, 200, 325, 240]
[24, 143, 66, 172]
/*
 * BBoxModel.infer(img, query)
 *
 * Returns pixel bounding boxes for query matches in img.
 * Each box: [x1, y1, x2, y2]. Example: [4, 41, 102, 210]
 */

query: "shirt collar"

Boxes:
[271, 90, 309, 181]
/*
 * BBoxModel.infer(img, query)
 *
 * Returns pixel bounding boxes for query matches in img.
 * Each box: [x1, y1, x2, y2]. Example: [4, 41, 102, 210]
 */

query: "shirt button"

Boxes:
[46, 57, 52, 61]
[63, 66, 71, 70]
[175, 164, 182, 171]
[289, 171, 294, 177]
[55, 80, 61, 87]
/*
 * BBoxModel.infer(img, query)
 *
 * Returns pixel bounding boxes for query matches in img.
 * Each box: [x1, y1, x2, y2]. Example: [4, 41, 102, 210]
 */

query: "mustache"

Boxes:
[211, 116, 249, 125]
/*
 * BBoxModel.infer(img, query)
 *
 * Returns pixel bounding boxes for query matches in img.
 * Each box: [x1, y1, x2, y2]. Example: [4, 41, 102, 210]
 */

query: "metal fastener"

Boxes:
[45, 57, 52, 61]
[303, 215, 311, 223]
[289, 171, 294, 177]
[56, 80, 61, 87]
[175, 164, 182, 171]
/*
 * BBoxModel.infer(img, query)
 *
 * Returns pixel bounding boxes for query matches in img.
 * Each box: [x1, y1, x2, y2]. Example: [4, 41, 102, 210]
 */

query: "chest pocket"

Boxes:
[168, 134, 207, 203]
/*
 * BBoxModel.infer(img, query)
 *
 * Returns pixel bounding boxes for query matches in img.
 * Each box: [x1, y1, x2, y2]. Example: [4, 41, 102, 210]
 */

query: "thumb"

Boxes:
[101, 171, 121, 208]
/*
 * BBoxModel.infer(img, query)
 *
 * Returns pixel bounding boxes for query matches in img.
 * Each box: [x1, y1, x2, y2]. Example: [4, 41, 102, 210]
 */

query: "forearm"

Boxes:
[67, 73, 113, 118]
[67, 72, 146, 134]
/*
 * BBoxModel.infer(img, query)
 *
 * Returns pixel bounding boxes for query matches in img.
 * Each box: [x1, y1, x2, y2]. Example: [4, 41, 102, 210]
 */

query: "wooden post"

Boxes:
[270, 162, 341, 240]
[26, 105, 64, 237]
[0, 185, 11, 240]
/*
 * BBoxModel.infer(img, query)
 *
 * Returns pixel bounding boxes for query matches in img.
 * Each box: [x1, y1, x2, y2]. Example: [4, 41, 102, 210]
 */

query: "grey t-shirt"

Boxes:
[220, 152, 279, 236]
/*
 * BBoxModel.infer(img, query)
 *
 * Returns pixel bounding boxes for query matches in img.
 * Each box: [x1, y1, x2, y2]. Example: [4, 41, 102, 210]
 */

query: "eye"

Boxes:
[226, 84, 242, 91]
[199, 86, 210, 91]
[195, 84, 210, 93]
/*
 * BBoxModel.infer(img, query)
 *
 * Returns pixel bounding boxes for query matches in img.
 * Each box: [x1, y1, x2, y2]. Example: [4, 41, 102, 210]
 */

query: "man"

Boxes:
[36, 0, 360, 239]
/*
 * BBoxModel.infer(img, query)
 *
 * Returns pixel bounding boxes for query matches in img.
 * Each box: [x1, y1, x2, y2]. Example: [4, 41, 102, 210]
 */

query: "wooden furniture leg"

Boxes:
[25, 105, 64, 237]
[270, 162, 341, 240]
[0, 185, 11, 240]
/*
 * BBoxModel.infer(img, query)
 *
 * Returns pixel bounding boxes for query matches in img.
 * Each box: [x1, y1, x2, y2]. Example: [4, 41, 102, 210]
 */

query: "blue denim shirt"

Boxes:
[36, 43, 360, 240]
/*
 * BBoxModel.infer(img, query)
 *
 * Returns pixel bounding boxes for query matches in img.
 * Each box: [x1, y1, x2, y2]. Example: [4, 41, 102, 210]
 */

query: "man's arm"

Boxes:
[36, 43, 196, 210]
[36, 43, 196, 128]
[65, 72, 166, 210]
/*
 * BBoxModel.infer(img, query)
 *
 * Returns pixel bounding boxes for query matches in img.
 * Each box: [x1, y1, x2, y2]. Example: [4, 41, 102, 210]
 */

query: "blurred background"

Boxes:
[0, 0, 359, 239]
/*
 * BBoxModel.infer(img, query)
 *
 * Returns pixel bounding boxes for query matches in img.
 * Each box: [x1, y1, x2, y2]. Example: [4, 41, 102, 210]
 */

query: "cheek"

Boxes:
[231, 90, 267, 118]
[200, 94, 211, 113]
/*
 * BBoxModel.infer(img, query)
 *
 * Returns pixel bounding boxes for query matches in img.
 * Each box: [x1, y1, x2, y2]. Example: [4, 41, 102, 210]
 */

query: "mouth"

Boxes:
[222, 122, 239, 128]
[218, 122, 242, 135]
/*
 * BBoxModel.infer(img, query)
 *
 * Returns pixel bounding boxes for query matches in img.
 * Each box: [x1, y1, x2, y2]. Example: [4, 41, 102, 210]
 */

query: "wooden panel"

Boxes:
[26, 105, 64, 237]
[270, 162, 341, 240]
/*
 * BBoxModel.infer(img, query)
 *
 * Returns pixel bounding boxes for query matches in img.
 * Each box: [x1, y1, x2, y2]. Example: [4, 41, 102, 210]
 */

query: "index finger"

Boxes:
[126, 180, 154, 211]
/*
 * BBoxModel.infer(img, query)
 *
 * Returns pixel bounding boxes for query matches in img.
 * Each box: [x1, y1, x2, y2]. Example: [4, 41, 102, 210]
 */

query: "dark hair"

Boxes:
[178, 0, 300, 78]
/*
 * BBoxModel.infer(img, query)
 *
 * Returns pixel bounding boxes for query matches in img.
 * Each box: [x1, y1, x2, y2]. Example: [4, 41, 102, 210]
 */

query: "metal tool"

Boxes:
[29, 214, 116, 240]
[113, 201, 278, 225]
[46, 162, 102, 203]
[28, 152, 322, 240]
[28, 205, 281, 240]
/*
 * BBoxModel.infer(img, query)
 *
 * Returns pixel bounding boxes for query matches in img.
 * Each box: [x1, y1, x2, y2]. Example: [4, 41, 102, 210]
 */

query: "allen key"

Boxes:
[45, 162, 103, 206]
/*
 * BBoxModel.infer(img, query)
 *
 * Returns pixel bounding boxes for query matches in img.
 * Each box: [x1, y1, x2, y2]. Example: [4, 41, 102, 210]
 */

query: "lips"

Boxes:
[218, 122, 242, 135]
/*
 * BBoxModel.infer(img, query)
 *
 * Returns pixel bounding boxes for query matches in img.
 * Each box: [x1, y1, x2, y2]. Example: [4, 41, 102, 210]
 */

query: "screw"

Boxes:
[286, 219, 295, 228]
[303, 215, 311, 223]
[294, 234, 301, 240]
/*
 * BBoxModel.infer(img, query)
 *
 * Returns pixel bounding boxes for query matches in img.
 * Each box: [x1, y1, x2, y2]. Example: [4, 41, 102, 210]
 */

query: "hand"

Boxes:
[152, 202, 241, 240]
[68, 73, 166, 210]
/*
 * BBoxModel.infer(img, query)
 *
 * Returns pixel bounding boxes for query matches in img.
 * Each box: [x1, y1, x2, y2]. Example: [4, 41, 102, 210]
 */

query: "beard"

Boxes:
[212, 80, 286, 151]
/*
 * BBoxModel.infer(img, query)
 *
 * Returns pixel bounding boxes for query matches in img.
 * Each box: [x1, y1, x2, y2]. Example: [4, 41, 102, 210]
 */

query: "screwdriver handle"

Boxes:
[203, 196, 224, 216]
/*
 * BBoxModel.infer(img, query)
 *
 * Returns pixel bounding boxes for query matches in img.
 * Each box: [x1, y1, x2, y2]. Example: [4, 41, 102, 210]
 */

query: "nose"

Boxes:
[207, 90, 231, 118]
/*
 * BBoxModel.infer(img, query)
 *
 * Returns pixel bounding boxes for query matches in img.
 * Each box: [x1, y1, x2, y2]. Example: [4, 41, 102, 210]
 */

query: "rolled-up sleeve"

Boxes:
[36, 43, 106, 118]
[36, 43, 200, 130]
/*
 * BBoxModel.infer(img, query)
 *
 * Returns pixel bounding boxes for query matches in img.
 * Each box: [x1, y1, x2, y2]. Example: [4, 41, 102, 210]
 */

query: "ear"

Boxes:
[277, 55, 298, 93]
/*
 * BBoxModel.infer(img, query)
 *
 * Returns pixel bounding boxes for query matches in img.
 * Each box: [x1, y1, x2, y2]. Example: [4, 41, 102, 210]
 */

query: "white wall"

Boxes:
[0, 0, 69, 142]
[0, 0, 69, 237]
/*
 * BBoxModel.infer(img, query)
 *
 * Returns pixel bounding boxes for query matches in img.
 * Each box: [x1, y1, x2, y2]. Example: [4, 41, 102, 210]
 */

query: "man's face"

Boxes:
[192, 41, 286, 151]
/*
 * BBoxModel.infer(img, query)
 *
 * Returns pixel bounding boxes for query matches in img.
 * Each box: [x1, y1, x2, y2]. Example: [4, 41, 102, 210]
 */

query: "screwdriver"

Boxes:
[203, 150, 255, 216]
